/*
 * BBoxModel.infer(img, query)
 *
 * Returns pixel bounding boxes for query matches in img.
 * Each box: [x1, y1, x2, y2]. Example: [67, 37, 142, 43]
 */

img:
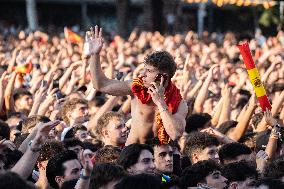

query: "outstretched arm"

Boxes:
[85, 26, 132, 96]
[194, 65, 219, 113]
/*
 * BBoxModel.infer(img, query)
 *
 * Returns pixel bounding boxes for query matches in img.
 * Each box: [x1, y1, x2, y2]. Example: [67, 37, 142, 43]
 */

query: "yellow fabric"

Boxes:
[247, 68, 266, 97]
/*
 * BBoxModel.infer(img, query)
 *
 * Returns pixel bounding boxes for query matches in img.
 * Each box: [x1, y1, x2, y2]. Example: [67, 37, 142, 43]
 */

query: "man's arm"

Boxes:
[12, 121, 59, 179]
[228, 94, 257, 141]
[217, 85, 231, 126]
[85, 26, 132, 96]
[157, 100, 188, 140]
[194, 65, 219, 113]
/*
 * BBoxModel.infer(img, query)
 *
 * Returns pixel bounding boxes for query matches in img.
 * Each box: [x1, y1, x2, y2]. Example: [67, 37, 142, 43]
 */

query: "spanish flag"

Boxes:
[13, 61, 33, 74]
[237, 42, 271, 111]
[64, 27, 82, 44]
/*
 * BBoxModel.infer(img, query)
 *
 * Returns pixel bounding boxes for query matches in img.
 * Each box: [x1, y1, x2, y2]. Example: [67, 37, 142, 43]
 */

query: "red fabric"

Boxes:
[237, 42, 256, 70]
[132, 77, 182, 144]
[257, 95, 272, 111]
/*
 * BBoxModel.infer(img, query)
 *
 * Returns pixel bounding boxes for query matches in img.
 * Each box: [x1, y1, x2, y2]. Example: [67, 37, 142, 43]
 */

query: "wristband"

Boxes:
[28, 140, 42, 152]
[80, 169, 90, 180]
[160, 107, 168, 113]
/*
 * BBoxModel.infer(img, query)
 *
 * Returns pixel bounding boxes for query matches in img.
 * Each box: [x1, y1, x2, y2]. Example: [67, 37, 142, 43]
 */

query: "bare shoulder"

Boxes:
[175, 100, 188, 118]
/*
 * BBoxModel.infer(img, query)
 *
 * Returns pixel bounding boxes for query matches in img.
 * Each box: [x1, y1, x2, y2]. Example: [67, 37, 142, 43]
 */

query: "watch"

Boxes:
[28, 140, 42, 152]
[80, 169, 90, 180]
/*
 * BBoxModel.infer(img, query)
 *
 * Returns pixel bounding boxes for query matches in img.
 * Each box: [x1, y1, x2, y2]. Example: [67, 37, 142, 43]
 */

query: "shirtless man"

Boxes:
[84, 26, 187, 145]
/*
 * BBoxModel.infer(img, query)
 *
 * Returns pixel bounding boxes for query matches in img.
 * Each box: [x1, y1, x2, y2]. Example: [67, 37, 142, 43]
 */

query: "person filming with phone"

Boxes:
[84, 26, 188, 145]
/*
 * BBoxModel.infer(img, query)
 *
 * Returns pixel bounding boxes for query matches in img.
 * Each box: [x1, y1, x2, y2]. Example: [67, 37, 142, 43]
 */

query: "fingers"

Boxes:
[95, 25, 99, 39]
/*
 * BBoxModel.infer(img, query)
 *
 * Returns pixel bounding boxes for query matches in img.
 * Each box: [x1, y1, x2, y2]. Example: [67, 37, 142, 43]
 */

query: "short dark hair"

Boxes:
[91, 163, 127, 189]
[185, 113, 212, 133]
[184, 132, 219, 161]
[61, 179, 77, 189]
[0, 172, 30, 189]
[95, 145, 121, 164]
[63, 138, 83, 149]
[73, 124, 87, 133]
[38, 141, 65, 162]
[221, 161, 257, 183]
[263, 159, 284, 179]
[218, 142, 252, 164]
[46, 150, 78, 189]
[0, 120, 10, 140]
[180, 160, 221, 188]
[118, 144, 153, 170]
[144, 51, 177, 79]
[254, 178, 284, 189]
[13, 89, 32, 102]
[218, 121, 238, 135]
[82, 141, 102, 152]
[21, 115, 50, 134]
[114, 173, 162, 189]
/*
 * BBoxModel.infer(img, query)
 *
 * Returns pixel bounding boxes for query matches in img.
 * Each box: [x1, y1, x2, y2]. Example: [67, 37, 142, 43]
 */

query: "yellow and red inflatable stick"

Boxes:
[237, 42, 271, 111]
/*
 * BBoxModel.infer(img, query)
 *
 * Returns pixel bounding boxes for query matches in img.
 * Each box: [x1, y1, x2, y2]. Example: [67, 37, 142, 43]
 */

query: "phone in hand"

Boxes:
[155, 73, 168, 86]
[55, 90, 64, 100]
[41, 80, 47, 88]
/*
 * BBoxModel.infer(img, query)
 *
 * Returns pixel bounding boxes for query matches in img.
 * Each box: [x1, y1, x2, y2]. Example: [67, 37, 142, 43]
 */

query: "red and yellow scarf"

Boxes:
[132, 77, 182, 144]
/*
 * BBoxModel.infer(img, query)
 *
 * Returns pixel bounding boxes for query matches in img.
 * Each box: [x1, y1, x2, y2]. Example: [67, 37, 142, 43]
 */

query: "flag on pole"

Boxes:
[237, 42, 272, 111]
[64, 27, 82, 44]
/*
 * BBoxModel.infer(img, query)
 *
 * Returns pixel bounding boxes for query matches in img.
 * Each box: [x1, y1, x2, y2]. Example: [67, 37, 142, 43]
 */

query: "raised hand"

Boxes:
[264, 109, 278, 127]
[80, 149, 93, 176]
[148, 76, 166, 106]
[83, 25, 103, 58]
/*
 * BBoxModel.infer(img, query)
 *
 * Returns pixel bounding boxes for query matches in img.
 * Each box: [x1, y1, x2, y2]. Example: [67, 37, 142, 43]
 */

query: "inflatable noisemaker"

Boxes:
[237, 42, 271, 111]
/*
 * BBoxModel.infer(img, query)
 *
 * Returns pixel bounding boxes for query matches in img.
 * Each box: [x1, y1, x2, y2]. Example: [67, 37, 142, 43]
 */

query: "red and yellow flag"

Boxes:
[64, 27, 82, 44]
[13, 61, 33, 74]
[237, 42, 271, 111]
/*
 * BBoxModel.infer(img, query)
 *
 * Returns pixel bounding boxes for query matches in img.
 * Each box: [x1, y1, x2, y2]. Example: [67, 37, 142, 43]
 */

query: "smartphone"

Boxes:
[53, 80, 59, 89]
[55, 90, 64, 100]
[41, 80, 47, 87]
[155, 73, 168, 86]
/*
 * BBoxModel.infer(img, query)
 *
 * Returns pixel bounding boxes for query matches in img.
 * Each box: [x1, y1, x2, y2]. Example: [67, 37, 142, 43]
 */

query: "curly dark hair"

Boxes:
[221, 161, 257, 183]
[38, 141, 65, 162]
[95, 145, 121, 164]
[91, 163, 127, 189]
[180, 160, 221, 188]
[117, 144, 153, 170]
[184, 132, 219, 161]
[144, 51, 177, 78]
[46, 150, 78, 189]
[218, 142, 252, 164]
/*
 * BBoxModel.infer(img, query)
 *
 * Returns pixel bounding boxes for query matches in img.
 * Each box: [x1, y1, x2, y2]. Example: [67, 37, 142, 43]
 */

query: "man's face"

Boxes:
[68, 145, 83, 158]
[70, 103, 89, 125]
[128, 150, 155, 175]
[205, 170, 228, 189]
[103, 117, 127, 146]
[56, 159, 82, 188]
[16, 95, 33, 111]
[230, 177, 256, 189]
[194, 145, 220, 164]
[141, 65, 160, 88]
[154, 145, 173, 174]
[75, 130, 90, 142]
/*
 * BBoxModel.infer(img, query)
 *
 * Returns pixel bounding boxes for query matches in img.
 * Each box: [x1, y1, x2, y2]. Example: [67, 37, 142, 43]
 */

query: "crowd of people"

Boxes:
[0, 23, 283, 189]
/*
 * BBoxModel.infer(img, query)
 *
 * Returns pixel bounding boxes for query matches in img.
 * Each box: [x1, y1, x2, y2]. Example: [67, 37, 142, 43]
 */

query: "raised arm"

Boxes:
[85, 26, 132, 96]
[4, 72, 17, 113]
[228, 94, 257, 141]
[12, 121, 59, 179]
[217, 85, 231, 126]
[194, 65, 219, 113]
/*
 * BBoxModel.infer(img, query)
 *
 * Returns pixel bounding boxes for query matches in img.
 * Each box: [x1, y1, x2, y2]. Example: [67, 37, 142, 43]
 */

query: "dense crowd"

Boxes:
[0, 24, 283, 189]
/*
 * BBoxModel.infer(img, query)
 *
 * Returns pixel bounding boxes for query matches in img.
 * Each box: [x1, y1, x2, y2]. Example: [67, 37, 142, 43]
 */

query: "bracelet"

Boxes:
[28, 140, 42, 152]
[80, 169, 90, 180]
